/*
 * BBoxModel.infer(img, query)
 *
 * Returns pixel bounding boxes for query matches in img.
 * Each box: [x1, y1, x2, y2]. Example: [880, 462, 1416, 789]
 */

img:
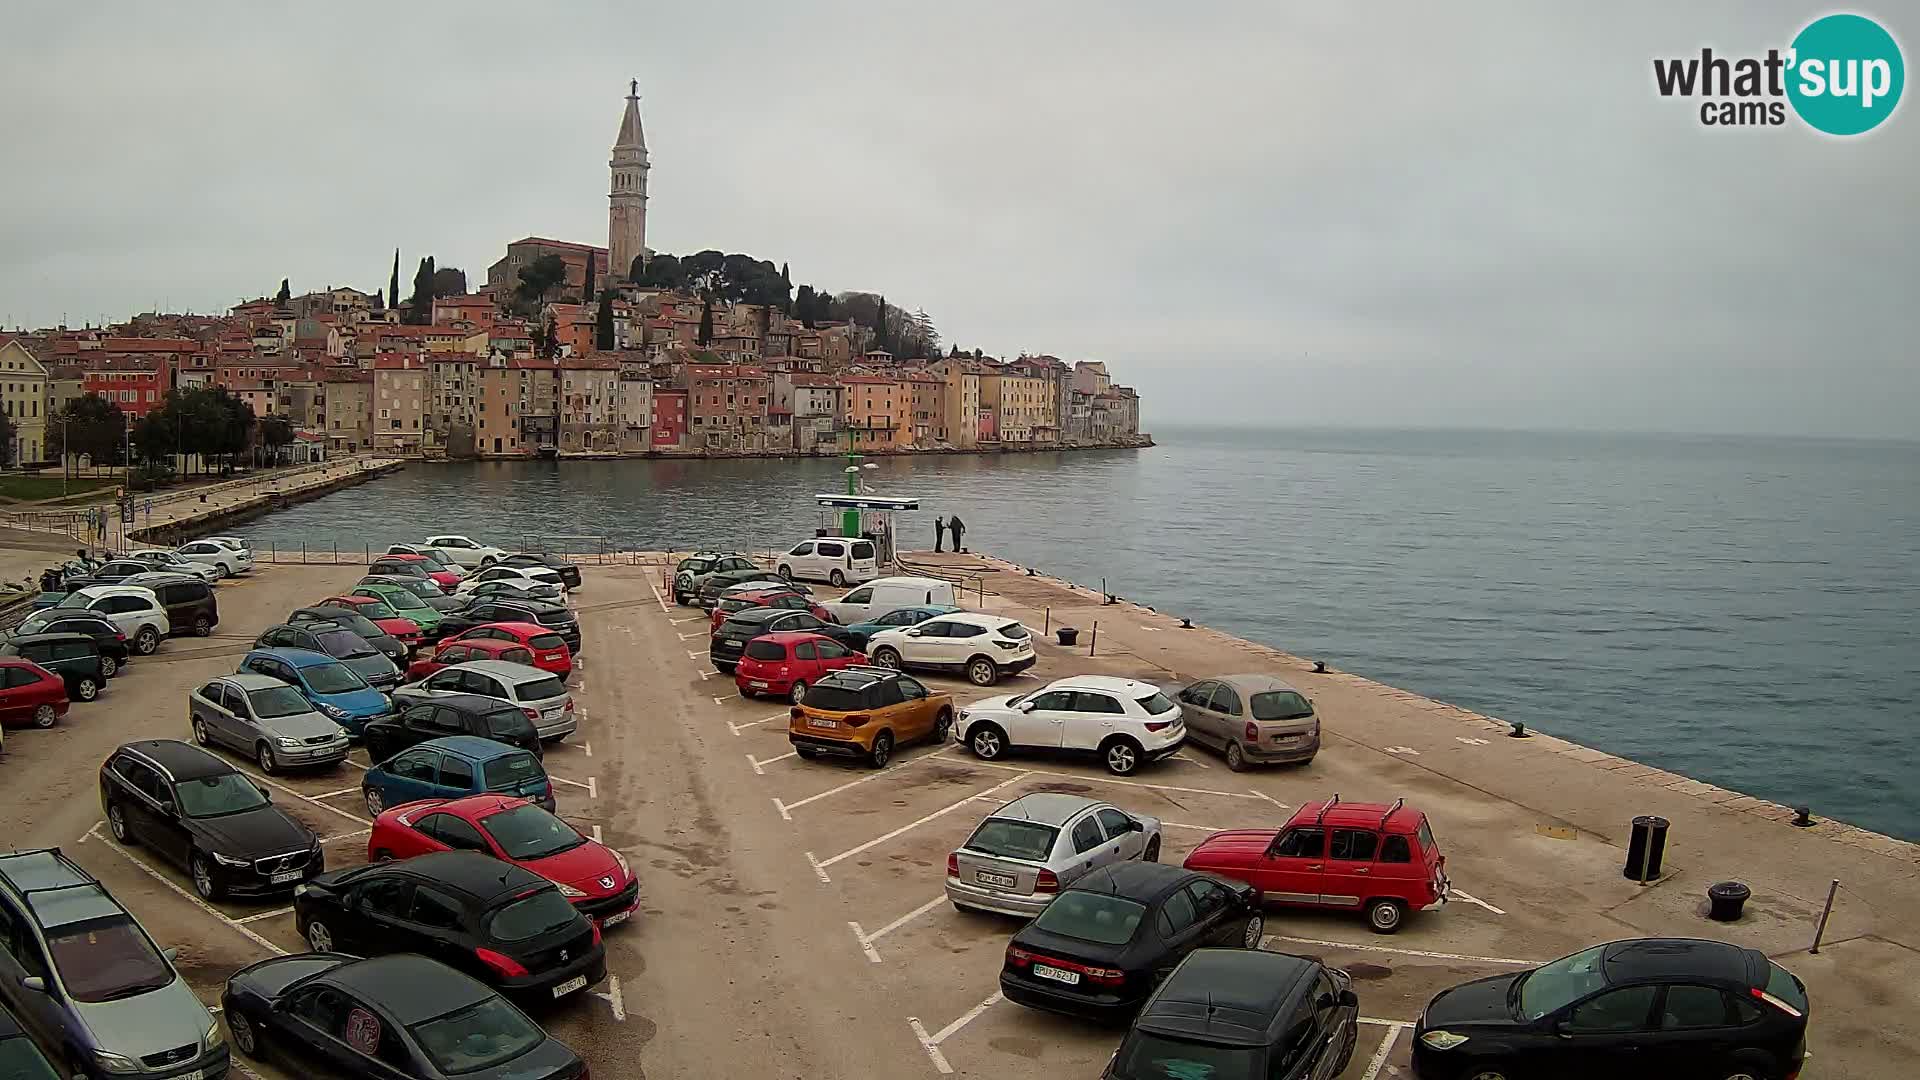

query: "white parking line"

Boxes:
[849, 893, 948, 962]
[908, 991, 1003, 1075]
[773, 746, 964, 817]
[96, 835, 285, 955]
[816, 775, 1026, 874]
[711, 692, 740, 704]
[582, 741, 593, 758]
[591, 825, 603, 844]
[1160, 820, 1227, 832]
[1360, 1024, 1402, 1080]
[964, 758, 1269, 801]
[235, 906, 294, 924]
[747, 751, 797, 775]
[341, 758, 368, 770]
[1171, 751, 1210, 769]
[670, 615, 704, 625]
[322, 828, 370, 845]
[646, 579, 670, 614]
[805, 851, 831, 883]
[551, 774, 596, 792]
[1263, 934, 1537, 966]
[729, 712, 789, 736]
[1452, 888, 1508, 915]
[236, 766, 371, 826]
[312, 787, 359, 799]
[679, 632, 705, 641]
[687, 650, 703, 660]
[1249, 787, 1288, 810]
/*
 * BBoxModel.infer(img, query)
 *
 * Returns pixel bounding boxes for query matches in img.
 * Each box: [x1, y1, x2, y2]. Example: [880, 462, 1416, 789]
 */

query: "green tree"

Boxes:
[389, 248, 401, 311]
[407, 256, 437, 323]
[595, 292, 616, 350]
[515, 255, 568, 312]
[872, 294, 890, 353]
[0, 409, 16, 467]
[50, 394, 128, 470]
[259, 416, 294, 465]
[697, 292, 714, 346]
[430, 265, 467, 298]
[794, 285, 816, 328]
[582, 254, 596, 304]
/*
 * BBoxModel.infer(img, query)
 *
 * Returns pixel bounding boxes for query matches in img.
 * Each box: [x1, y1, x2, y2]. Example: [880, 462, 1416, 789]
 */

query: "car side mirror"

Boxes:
[162, 947, 179, 962]
[1127, 819, 1143, 832]
[904, 629, 921, 637]
[254, 782, 271, 799]
[1338, 988, 1359, 1008]
[1019, 700, 1037, 712]
[21, 976, 47, 994]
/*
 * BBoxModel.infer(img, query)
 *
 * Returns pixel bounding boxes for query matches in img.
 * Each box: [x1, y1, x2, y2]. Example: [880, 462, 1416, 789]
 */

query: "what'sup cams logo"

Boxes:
[1654, 12, 1904, 134]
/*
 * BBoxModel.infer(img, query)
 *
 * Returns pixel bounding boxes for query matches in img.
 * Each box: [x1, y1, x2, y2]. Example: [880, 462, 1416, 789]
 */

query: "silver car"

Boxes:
[188, 672, 350, 773]
[946, 793, 1163, 918]
[392, 659, 576, 742]
[1173, 674, 1320, 770]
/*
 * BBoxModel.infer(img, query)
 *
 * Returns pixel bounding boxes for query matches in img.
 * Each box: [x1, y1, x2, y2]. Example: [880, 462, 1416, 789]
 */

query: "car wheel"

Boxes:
[830, 570, 846, 587]
[1242, 913, 1265, 948]
[1225, 741, 1247, 772]
[1102, 737, 1142, 776]
[191, 851, 222, 901]
[193, 615, 212, 637]
[305, 918, 335, 952]
[216, 562, 231, 578]
[1332, 1023, 1358, 1073]
[373, 849, 395, 862]
[364, 787, 385, 815]
[1463, 1068, 1514, 1080]
[868, 730, 894, 769]
[1144, 836, 1161, 862]
[1714, 1055, 1776, 1080]
[75, 677, 99, 702]
[30, 704, 57, 729]
[1366, 898, 1406, 934]
[777, 565, 792, 579]
[192, 719, 211, 746]
[108, 802, 133, 845]
[966, 656, 999, 686]
[135, 626, 159, 655]
[229, 1010, 259, 1058]
[871, 646, 902, 670]
[788, 680, 808, 705]
[481, 556, 497, 567]
[257, 743, 279, 775]
[100, 655, 117, 677]
[932, 707, 953, 744]
[969, 723, 1007, 760]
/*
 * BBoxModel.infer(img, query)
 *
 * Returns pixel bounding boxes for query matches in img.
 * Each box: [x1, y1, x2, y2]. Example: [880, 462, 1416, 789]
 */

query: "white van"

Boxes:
[822, 576, 958, 624]
[777, 537, 880, 586]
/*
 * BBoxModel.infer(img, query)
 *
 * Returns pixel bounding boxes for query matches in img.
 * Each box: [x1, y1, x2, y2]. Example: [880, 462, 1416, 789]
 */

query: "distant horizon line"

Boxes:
[1139, 421, 1920, 446]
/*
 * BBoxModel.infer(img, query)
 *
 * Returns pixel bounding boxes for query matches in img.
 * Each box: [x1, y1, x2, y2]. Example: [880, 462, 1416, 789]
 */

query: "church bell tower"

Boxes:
[608, 80, 650, 284]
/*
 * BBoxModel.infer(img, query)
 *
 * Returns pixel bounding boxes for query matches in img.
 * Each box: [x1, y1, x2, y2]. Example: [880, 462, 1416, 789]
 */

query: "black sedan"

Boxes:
[0, 633, 108, 702]
[437, 599, 580, 653]
[222, 952, 586, 1079]
[289, 605, 410, 667]
[1001, 863, 1263, 1022]
[364, 695, 545, 762]
[10, 611, 130, 675]
[709, 607, 858, 673]
[293, 851, 606, 1002]
[497, 553, 582, 590]
[1411, 938, 1810, 1080]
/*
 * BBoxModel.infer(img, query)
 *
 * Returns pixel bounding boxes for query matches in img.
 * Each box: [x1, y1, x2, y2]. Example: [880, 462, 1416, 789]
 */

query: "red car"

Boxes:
[1182, 796, 1450, 934]
[0, 659, 71, 729]
[404, 638, 545, 681]
[448, 621, 573, 676]
[708, 589, 832, 634]
[735, 630, 863, 704]
[380, 551, 462, 592]
[316, 594, 423, 647]
[368, 794, 640, 927]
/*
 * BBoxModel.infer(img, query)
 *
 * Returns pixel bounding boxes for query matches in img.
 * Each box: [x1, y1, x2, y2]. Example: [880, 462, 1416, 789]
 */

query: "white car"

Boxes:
[392, 659, 577, 742]
[820, 576, 959, 624]
[422, 534, 508, 569]
[454, 564, 568, 597]
[56, 584, 172, 654]
[175, 538, 254, 577]
[955, 675, 1186, 776]
[776, 537, 879, 586]
[864, 611, 1036, 686]
[126, 548, 220, 583]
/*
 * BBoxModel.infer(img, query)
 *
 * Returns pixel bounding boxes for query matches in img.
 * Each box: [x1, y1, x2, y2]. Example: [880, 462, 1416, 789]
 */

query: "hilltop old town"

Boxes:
[0, 85, 1146, 469]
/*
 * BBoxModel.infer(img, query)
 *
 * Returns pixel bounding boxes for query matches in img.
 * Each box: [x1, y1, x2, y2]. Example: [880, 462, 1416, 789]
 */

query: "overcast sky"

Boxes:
[2, 2, 1913, 437]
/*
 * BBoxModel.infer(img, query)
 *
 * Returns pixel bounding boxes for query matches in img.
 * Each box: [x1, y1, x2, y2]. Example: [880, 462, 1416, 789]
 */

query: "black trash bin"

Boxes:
[1623, 815, 1670, 880]
[1056, 627, 1079, 646]
[1707, 881, 1751, 921]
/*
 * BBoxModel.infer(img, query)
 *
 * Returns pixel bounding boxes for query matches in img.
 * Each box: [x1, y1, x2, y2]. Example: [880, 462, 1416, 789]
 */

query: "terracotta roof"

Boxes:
[100, 337, 196, 352]
[372, 356, 423, 370]
[509, 237, 608, 256]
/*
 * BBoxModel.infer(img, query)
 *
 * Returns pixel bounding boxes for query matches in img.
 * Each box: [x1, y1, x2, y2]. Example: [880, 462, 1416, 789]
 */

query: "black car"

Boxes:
[438, 600, 580, 653]
[222, 952, 586, 1080]
[98, 739, 323, 901]
[120, 572, 221, 637]
[1411, 938, 1810, 1080]
[710, 608, 857, 673]
[0, 998, 61, 1080]
[1107, 949, 1359, 1080]
[364, 695, 544, 763]
[0, 633, 107, 702]
[368, 558, 436, 584]
[497, 553, 582, 591]
[293, 852, 606, 1001]
[1001, 863, 1263, 1022]
[256, 622, 404, 690]
[672, 552, 756, 604]
[695, 567, 778, 608]
[461, 580, 565, 605]
[289, 605, 409, 666]
[9, 612, 130, 676]
[64, 560, 150, 589]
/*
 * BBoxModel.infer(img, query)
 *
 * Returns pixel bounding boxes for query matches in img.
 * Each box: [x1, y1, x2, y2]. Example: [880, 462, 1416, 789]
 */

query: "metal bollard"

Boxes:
[1810, 879, 1839, 953]
[1089, 620, 1098, 657]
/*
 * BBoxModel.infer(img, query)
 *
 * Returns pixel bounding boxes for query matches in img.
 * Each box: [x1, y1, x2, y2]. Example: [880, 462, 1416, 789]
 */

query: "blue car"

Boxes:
[236, 648, 392, 736]
[843, 604, 964, 649]
[361, 735, 556, 817]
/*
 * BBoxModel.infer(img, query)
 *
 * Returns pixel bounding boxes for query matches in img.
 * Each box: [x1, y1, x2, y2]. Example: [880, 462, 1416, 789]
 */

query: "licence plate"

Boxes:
[975, 869, 1016, 888]
[749, 680, 769, 689]
[602, 910, 630, 928]
[270, 871, 303, 884]
[810, 718, 840, 730]
[1032, 964, 1080, 985]
[177, 1072, 203, 1080]
[552, 975, 588, 998]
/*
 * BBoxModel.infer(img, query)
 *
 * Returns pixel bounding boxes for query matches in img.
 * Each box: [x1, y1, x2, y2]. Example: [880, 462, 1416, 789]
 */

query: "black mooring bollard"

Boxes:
[1707, 881, 1751, 921]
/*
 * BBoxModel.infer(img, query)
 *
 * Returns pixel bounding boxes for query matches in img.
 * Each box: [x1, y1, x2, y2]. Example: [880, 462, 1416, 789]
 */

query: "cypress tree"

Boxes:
[595, 292, 616, 350]
[389, 249, 400, 311]
[698, 293, 714, 346]
[583, 253, 597, 303]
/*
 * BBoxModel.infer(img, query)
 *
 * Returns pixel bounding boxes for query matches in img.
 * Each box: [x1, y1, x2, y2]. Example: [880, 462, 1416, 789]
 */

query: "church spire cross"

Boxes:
[629, 78, 638, 98]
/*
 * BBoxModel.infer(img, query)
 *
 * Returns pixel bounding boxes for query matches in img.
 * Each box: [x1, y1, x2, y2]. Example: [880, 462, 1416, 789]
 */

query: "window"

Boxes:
[288, 986, 352, 1033]
[1251, 691, 1314, 721]
[1208, 684, 1243, 714]
[355, 877, 414, 918]
[1379, 835, 1413, 863]
[1273, 827, 1324, 859]
[1569, 986, 1657, 1032]
[1033, 891, 1147, 946]
[1661, 985, 1734, 1029]
[840, 586, 873, 606]
[390, 750, 439, 782]
[1070, 816, 1105, 853]
[438, 756, 475, 790]
[1180, 681, 1217, 706]
[1072, 692, 1125, 714]
[1185, 880, 1233, 919]
[1157, 887, 1198, 937]
[1330, 829, 1379, 861]
[1096, 809, 1133, 837]
[409, 886, 465, 930]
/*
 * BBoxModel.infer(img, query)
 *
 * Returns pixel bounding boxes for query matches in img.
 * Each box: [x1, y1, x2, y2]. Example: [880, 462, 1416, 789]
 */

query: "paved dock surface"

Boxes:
[0, 552, 1911, 1079]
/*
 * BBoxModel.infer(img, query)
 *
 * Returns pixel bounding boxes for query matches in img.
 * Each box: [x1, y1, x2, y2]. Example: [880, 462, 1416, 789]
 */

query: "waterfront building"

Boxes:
[0, 339, 50, 464]
[372, 355, 427, 453]
[617, 366, 653, 453]
[321, 369, 373, 452]
[841, 374, 909, 452]
[650, 387, 688, 449]
[559, 353, 621, 453]
[81, 355, 173, 419]
[681, 364, 770, 452]
[929, 358, 982, 449]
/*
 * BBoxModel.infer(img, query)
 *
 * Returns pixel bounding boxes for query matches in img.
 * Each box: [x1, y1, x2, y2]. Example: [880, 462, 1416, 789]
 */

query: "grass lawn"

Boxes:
[0, 474, 123, 501]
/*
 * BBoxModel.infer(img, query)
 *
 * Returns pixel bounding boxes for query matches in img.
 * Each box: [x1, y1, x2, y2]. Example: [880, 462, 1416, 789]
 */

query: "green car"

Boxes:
[351, 583, 444, 635]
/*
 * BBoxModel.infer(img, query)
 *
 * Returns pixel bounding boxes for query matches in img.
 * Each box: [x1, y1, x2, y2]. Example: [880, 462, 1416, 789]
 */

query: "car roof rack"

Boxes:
[838, 665, 899, 678]
[1378, 797, 1405, 830]
[1313, 794, 1341, 825]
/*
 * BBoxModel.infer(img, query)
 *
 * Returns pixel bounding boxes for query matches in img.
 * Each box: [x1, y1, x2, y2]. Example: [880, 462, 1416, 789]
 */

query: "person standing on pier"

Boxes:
[934, 516, 947, 552]
[949, 515, 967, 553]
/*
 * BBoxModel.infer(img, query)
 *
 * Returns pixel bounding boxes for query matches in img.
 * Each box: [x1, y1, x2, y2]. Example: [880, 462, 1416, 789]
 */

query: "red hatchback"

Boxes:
[368, 794, 640, 928]
[735, 630, 863, 704]
[708, 589, 832, 634]
[449, 621, 573, 677]
[1183, 796, 1449, 934]
[404, 638, 546, 681]
[381, 551, 462, 592]
[0, 659, 70, 729]
[316, 594, 423, 648]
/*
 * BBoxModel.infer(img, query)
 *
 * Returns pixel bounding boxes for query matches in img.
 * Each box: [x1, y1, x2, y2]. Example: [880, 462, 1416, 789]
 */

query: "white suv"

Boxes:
[956, 676, 1186, 775]
[422, 534, 508, 568]
[865, 611, 1036, 686]
[777, 537, 879, 586]
[176, 538, 254, 576]
[57, 585, 172, 654]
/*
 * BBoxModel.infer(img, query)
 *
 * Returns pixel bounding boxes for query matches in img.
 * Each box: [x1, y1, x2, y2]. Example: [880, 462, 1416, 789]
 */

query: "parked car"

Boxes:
[255, 621, 403, 690]
[1183, 797, 1450, 934]
[445, 622, 573, 677]
[363, 572, 468, 612]
[1411, 939, 1810, 1080]
[947, 793, 1163, 918]
[354, 582, 449, 637]
[236, 647, 393, 737]
[62, 559, 151, 589]
[99, 739, 324, 900]
[315, 594, 423, 649]
[1173, 675, 1321, 770]
[203, 535, 250, 550]
[455, 564, 568, 598]
[0, 998, 63, 1079]
[496, 552, 582, 590]
[709, 588, 832, 634]
[384, 544, 468, 580]
[189, 672, 352, 773]
[374, 553, 462, 592]
[175, 537, 253, 576]
[437, 599, 580, 653]
[0, 660, 69, 729]
[368, 794, 637, 927]
[10, 610, 129, 675]
[406, 638, 549, 682]
[820, 575, 960, 624]
[735, 631, 861, 703]
[54, 585, 169, 654]
[27, 591, 67, 611]
[118, 573, 220, 637]
[1001, 863, 1263, 1022]
[710, 607, 857, 674]
[673, 552, 757, 604]
[394, 660, 575, 743]
[289, 604, 408, 665]
[842, 604, 965, 649]
[867, 611, 1036, 686]
[460, 579, 564, 605]
[1108, 949, 1359, 1080]
[363, 695, 544, 763]
[0, 848, 228, 1080]
[222, 953, 587, 1079]
[125, 549, 220, 583]
[957, 675, 1184, 776]
[774, 536, 880, 586]
[362, 736, 555, 815]
[0, 634, 106, 702]
[787, 666, 953, 767]
[694, 568, 780, 608]
[423, 535, 510, 569]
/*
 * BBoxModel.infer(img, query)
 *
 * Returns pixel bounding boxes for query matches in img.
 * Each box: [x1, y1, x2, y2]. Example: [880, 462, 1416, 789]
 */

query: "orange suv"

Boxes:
[789, 667, 953, 768]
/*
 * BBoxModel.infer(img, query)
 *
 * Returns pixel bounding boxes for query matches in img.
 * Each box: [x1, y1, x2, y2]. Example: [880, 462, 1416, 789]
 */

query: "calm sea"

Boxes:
[233, 428, 1920, 840]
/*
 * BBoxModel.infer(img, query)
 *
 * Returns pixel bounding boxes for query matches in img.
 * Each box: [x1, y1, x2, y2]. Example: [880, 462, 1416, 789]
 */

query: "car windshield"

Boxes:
[348, 597, 397, 618]
[964, 820, 1057, 862]
[390, 578, 439, 597]
[485, 890, 579, 942]
[316, 630, 375, 659]
[514, 675, 566, 702]
[482, 753, 545, 792]
[173, 773, 270, 818]
[1033, 890, 1148, 945]
[1136, 691, 1177, 715]
[408, 996, 544, 1075]
[1251, 690, 1314, 720]
[380, 589, 430, 611]
[483, 708, 536, 740]
[1112, 1033, 1259, 1080]
[44, 916, 175, 1004]
[248, 686, 313, 719]
[318, 613, 381, 639]
[302, 662, 368, 694]
[529, 633, 567, 651]
[480, 804, 586, 860]
[1518, 945, 1609, 1020]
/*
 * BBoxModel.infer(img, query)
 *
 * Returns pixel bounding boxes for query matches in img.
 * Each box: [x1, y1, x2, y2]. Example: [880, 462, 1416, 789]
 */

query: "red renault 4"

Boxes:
[1183, 796, 1449, 933]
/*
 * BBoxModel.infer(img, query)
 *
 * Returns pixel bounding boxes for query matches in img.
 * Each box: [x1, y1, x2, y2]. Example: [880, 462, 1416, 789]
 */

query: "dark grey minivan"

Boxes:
[120, 572, 220, 638]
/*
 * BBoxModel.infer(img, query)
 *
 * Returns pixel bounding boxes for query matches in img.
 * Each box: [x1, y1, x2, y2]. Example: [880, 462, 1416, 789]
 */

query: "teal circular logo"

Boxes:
[1787, 14, 1904, 135]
